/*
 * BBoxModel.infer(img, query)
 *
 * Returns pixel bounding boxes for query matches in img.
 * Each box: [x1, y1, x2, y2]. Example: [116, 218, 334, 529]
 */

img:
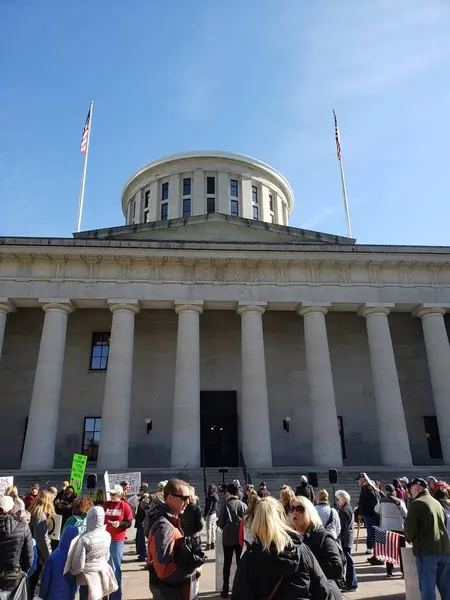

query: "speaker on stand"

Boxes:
[329, 469, 338, 507]
[86, 473, 97, 497]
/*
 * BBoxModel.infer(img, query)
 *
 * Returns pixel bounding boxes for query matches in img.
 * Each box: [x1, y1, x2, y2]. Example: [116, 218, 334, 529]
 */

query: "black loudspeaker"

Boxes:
[308, 472, 319, 488]
[87, 473, 97, 490]
[329, 469, 338, 485]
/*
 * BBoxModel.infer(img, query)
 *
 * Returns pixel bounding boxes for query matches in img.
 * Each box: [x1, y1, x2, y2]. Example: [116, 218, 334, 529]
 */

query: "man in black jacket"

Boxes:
[356, 473, 380, 560]
[218, 483, 246, 598]
[295, 475, 315, 503]
[0, 496, 34, 592]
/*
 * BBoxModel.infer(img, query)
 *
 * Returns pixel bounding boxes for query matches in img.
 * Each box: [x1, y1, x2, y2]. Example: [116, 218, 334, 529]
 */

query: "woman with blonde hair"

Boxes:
[232, 497, 333, 599]
[28, 490, 55, 595]
[315, 489, 341, 540]
[288, 496, 344, 599]
[239, 494, 259, 554]
[5, 485, 25, 515]
[279, 486, 295, 515]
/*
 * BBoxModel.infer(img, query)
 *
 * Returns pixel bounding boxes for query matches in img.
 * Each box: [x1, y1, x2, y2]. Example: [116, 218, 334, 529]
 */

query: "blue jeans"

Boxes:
[135, 526, 147, 560]
[363, 516, 376, 550]
[343, 547, 358, 589]
[109, 540, 125, 600]
[416, 555, 450, 600]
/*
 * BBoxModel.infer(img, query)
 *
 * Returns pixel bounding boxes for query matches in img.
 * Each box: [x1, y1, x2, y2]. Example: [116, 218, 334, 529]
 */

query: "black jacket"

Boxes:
[204, 493, 219, 518]
[338, 504, 355, 549]
[303, 527, 344, 585]
[295, 483, 315, 504]
[180, 503, 203, 538]
[231, 533, 333, 600]
[0, 514, 34, 574]
[357, 484, 379, 518]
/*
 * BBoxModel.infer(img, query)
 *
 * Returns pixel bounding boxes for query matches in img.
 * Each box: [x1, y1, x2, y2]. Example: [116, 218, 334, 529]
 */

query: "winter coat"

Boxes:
[375, 496, 407, 532]
[217, 497, 247, 547]
[231, 532, 333, 600]
[23, 493, 39, 510]
[295, 482, 315, 504]
[135, 495, 150, 529]
[180, 503, 203, 538]
[63, 515, 87, 534]
[0, 514, 34, 575]
[30, 511, 52, 563]
[303, 527, 344, 586]
[315, 505, 341, 540]
[11, 498, 25, 516]
[338, 504, 355, 549]
[257, 488, 270, 499]
[40, 526, 79, 600]
[404, 491, 450, 557]
[65, 507, 117, 600]
[204, 493, 219, 518]
[357, 483, 379, 518]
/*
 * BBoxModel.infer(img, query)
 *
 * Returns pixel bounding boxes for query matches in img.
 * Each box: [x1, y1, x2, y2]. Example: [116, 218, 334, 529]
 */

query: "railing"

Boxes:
[240, 452, 252, 485]
[202, 452, 207, 504]
[177, 462, 190, 479]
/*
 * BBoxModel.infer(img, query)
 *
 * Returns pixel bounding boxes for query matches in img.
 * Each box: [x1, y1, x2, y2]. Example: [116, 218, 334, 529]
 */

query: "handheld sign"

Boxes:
[70, 454, 88, 495]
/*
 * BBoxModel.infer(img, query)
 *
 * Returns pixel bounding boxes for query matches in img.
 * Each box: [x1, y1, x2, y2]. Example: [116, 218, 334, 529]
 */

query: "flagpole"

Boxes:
[76, 100, 94, 233]
[333, 109, 352, 238]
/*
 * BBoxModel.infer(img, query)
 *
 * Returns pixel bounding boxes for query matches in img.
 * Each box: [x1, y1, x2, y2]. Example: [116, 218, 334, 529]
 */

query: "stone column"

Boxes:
[97, 301, 139, 470]
[237, 302, 272, 467]
[21, 300, 73, 470]
[414, 304, 450, 463]
[0, 298, 14, 359]
[171, 301, 203, 468]
[360, 303, 412, 466]
[298, 303, 343, 467]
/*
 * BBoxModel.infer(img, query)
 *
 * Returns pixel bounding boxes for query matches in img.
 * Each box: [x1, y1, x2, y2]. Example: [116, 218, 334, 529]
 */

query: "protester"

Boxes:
[92, 490, 104, 506]
[204, 484, 219, 551]
[404, 477, 450, 597]
[315, 489, 341, 540]
[128, 483, 148, 516]
[279, 485, 295, 515]
[295, 475, 315, 503]
[5, 486, 25, 516]
[434, 488, 450, 537]
[289, 496, 344, 599]
[180, 486, 203, 555]
[427, 476, 448, 498]
[374, 484, 407, 576]
[63, 496, 94, 534]
[0, 496, 34, 598]
[239, 494, 259, 554]
[393, 479, 406, 503]
[65, 506, 118, 600]
[146, 479, 204, 600]
[55, 482, 70, 503]
[356, 473, 380, 559]
[218, 483, 247, 598]
[232, 480, 244, 501]
[242, 484, 256, 505]
[15, 509, 38, 578]
[23, 483, 40, 510]
[40, 525, 79, 600]
[103, 485, 133, 600]
[119, 481, 129, 497]
[257, 482, 270, 499]
[134, 485, 150, 562]
[55, 486, 77, 526]
[29, 490, 54, 594]
[231, 497, 334, 600]
[335, 490, 358, 592]
[143, 481, 167, 538]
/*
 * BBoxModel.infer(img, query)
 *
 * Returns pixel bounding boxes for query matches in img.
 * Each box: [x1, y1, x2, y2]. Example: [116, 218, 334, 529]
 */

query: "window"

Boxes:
[207, 197, 215, 213]
[82, 417, 102, 462]
[207, 177, 215, 195]
[183, 178, 191, 196]
[144, 190, 150, 209]
[144, 212, 150, 223]
[90, 333, 110, 371]
[231, 199, 239, 217]
[252, 185, 258, 203]
[252, 205, 259, 220]
[230, 179, 238, 198]
[133, 201, 136, 218]
[162, 182, 169, 201]
[424, 416, 443, 459]
[338, 416, 347, 459]
[183, 198, 191, 218]
[161, 202, 168, 221]
[269, 194, 273, 212]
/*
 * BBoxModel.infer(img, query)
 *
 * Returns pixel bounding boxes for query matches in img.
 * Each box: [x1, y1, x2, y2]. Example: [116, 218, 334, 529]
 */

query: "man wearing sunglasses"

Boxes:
[147, 479, 205, 600]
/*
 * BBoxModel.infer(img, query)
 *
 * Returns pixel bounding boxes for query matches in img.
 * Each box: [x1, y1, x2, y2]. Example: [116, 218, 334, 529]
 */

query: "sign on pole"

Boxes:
[108, 472, 141, 495]
[70, 454, 88, 495]
[47, 513, 63, 541]
[0, 476, 14, 497]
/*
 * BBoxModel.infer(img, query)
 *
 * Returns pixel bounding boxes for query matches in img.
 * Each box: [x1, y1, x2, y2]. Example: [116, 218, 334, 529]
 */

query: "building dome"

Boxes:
[121, 150, 294, 227]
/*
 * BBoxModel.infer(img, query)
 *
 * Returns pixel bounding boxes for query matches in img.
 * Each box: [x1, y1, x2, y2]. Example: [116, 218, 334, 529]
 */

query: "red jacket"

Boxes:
[103, 500, 133, 542]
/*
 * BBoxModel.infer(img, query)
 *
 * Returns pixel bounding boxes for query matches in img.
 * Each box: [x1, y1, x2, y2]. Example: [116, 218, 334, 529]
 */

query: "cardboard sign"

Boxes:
[108, 472, 141, 495]
[47, 513, 62, 541]
[0, 476, 14, 497]
[70, 454, 88, 495]
[104, 471, 111, 501]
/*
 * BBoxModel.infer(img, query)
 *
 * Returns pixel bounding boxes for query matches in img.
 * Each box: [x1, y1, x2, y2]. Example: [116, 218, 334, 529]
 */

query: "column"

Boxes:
[237, 302, 272, 467]
[217, 171, 230, 214]
[168, 174, 180, 219]
[21, 300, 73, 470]
[171, 301, 203, 468]
[240, 178, 253, 219]
[0, 298, 14, 359]
[359, 303, 412, 466]
[192, 171, 204, 216]
[414, 304, 450, 463]
[298, 303, 343, 467]
[97, 301, 139, 470]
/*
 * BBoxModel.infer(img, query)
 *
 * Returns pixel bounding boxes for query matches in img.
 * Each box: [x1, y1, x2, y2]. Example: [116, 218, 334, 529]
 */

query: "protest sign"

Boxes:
[0, 476, 14, 497]
[104, 471, 111, 501]
[47, 513, 62, 541]
[108, 472, 141, 495]
[70, 454, 88, 494]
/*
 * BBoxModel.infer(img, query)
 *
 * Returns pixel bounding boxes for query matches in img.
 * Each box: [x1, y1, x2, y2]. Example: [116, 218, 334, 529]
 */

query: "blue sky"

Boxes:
[1, 0, 450, 245]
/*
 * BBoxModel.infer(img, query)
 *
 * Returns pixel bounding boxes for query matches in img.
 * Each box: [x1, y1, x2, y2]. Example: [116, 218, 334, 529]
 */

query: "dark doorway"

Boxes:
[424, 416, 443, 459]
[200, 391, 239, 467]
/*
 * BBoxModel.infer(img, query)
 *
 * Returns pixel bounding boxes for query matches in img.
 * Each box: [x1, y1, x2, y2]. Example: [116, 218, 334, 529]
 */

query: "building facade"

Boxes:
[1, 151, 450, 472]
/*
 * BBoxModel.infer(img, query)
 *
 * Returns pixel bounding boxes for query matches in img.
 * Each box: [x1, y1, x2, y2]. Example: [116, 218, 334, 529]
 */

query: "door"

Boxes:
[424, 416, 443, 459]
[200, 391, 239, 467]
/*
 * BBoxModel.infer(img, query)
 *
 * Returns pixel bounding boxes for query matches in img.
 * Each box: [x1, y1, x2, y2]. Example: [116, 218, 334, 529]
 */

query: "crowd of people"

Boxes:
[2, 472, 450, 600]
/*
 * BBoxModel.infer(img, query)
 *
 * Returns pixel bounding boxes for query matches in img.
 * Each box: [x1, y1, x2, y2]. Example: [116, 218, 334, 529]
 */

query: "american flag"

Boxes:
[80, 108, 91, 154]
[333, 109, 342, 161]
[373, 527, 401, 566]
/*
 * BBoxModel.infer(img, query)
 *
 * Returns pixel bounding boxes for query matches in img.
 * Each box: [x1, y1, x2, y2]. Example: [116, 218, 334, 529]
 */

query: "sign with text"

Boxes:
[0, 476, 13, 497]
[70, 454, 88, 495]
[47, 513, 62, 541]
[108, 472, 141, 495]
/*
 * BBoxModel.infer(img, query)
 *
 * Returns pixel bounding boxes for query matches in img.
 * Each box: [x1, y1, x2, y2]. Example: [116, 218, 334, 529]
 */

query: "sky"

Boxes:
[1, 0, 450, 245]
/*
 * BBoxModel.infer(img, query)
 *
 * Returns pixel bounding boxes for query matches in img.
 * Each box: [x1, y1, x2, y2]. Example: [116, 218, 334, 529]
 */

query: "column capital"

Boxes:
[413, 304, 447, 319]
[237, 301, 267, 316]
[0, 298, 15, 315]
[107, 300, 140, 314]
[38, 299, 74, 314]
[297, 302, 331, 317]
[358, 302, 394, 318]
[174, 300, 203, 315]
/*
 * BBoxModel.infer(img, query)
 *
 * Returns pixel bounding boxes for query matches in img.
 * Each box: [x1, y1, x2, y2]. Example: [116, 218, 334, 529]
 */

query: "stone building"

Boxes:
[1, 150, 450, 472]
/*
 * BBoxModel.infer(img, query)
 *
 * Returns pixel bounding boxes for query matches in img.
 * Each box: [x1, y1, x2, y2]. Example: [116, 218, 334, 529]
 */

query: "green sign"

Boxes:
[70, 453, 88, 495]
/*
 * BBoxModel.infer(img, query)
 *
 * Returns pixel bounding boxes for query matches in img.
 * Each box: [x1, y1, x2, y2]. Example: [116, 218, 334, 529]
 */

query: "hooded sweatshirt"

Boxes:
[40, 525, 78, 600]
[0, 513, 34, 574]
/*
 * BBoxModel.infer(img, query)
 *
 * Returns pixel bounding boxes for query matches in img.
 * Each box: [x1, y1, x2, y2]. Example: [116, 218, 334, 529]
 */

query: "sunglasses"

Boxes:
[172, 494, 190, 502]
[288, 505, 306, 514]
